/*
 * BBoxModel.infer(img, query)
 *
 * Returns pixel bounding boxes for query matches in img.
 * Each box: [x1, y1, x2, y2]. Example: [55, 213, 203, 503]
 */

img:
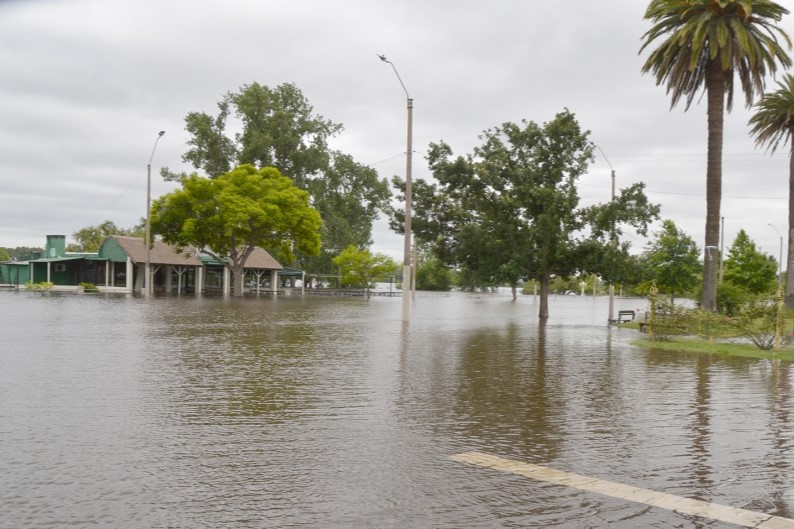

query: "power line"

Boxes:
[579, 182, 785, 200]
[366, 152, 408, 167]
[596, 153, 790, 159]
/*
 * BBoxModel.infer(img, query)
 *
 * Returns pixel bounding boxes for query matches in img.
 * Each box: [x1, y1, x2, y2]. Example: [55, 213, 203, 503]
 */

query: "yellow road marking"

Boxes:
[450, 451, 794, 528]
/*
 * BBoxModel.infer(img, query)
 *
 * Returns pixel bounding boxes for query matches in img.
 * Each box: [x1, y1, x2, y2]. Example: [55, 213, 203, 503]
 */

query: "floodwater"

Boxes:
[2, 290, 794, 528]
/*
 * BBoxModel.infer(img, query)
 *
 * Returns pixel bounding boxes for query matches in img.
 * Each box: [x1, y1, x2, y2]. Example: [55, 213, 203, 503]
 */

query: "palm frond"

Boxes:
[640, 0, 791, 111]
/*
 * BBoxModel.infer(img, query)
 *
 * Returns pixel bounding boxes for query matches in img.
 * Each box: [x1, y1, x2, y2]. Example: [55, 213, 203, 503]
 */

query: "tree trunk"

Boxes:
[701, 60, 724, 311]
[538, 271, 550, 319]
[232, 265, 245, 297]
[787, 134, 794, 308]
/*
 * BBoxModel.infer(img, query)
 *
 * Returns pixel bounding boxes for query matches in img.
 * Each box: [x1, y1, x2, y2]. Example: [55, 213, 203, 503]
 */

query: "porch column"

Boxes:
[270, 270, 279, 293]
[196, 266, 204, 295]
[128, 258, 136, 292]
[223, 267, 230, 296]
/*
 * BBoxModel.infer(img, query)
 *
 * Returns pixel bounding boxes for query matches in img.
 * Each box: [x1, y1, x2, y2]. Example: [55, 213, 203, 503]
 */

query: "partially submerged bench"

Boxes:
[609, 310, 635, 325]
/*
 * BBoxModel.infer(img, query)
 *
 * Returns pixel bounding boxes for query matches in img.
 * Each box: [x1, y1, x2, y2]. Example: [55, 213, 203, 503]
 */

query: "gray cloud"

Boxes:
[1, 0, 791, 263]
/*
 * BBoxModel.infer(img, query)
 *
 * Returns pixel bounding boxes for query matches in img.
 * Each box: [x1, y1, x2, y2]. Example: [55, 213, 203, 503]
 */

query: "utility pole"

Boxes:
[596, 145, 616, 323]
[379, 54, 413, 322]
[144, 130, 165, 297]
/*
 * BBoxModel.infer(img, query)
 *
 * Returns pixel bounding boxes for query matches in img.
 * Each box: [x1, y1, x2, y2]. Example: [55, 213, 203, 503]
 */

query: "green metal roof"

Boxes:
[31, 255, 94, 263]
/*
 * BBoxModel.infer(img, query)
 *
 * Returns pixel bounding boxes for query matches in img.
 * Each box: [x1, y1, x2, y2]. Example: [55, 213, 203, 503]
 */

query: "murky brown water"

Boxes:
[2, 291, 793, 528]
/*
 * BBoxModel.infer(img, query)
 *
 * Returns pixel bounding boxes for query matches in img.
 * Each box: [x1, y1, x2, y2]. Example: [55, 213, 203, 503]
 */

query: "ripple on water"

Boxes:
[2, 292, 794, 527]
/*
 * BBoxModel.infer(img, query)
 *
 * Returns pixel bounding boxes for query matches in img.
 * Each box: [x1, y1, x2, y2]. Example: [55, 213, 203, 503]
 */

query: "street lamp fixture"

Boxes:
[144, 130, 165, 296]
[378, 54, 413, 322]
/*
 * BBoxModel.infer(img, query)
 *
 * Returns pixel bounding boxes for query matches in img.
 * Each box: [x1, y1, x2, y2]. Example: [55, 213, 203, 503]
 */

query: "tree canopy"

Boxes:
[0, 246, 42, 260]
[399, 109, 658, 318]
[332, 245, 398, 297]
[164, 82, 390, 273]
[307, 152, 390, 272]
[70, 220, 141, 252]
[151, 164, 322, 297]
[642, 219, 701, 303]
[722, 229, 777, 295]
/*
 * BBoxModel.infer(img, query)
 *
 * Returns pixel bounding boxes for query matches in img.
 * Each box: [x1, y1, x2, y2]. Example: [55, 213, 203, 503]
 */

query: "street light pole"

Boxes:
[769, 223, 784, 350]
[596, 145, 616, 324]
[378, 54, 413, 322]
[144, 130, 165, 297]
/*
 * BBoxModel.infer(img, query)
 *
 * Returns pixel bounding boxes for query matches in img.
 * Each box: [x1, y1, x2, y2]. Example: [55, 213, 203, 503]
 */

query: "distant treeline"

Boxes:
[0, 247, 43, 261]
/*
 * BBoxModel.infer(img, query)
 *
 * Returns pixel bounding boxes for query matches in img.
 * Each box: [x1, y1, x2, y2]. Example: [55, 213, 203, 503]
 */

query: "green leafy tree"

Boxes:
[71, 220, 140, 252]
[722, 229, 777, 294]
[1, 247, 42, 260]
[332, 245, 398, 298]
[0, 247, 10, 261]
[424, 110, 593, 318]
[390, 150, 524, 295]
[548, 275, 593, 295]
[640, 0, 791, 310]
[403, 110, 656, 318]
[579, 182, 660, 291]
[618, 253, 649, 296]
[151, 164, 322, 297]
[749, 73, 794, 307]
[165, 82, 388, 272]
[415, 257, 454, 291]
[642, 219, 701, 303]
[717, 279, 751, 315]
[306, 152, 390, 272]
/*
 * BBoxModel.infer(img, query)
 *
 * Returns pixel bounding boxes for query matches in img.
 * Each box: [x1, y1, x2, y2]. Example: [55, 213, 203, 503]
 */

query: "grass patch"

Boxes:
[633, 338, 794, 362]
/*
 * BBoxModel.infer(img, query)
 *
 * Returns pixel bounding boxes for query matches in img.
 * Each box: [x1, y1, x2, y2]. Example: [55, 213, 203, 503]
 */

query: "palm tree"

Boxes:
[640, 0, 791, 310]
[749, 73, 794, 307]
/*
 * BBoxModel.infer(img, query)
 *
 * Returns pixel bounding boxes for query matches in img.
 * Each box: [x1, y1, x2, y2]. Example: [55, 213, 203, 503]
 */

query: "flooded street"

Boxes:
[2, 291, 794, 528]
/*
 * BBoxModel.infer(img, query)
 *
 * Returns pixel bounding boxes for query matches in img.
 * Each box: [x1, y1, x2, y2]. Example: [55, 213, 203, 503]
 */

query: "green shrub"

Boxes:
[25, 281, 54, 291]
[728, 300, 780, 350]
[649, 291, 789, 350]
[79, 282, 100, 292]
[716, 281, 751, 316]
[646, 300, 692, 341]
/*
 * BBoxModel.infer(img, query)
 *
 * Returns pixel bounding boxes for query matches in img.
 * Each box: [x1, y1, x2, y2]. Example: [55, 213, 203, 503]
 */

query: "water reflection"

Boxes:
[145, 298, 323, 423]
[2, 292, 794, 528]
[452, 322, 564, 462]
[751, 360, 794, 517]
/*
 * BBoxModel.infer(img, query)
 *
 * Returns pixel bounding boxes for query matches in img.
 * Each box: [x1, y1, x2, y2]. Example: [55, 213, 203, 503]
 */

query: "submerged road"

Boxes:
[452, 451, 794, 528]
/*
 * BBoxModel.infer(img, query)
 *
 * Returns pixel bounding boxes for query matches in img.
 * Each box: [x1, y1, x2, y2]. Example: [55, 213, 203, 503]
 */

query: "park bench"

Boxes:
[609, 310, 636, 325]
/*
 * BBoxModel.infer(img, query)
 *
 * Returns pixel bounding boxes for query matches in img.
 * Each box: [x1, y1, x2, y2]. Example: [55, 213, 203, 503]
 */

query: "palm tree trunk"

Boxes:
[787, 134, 794, 308]
[701, 61, 724, 311]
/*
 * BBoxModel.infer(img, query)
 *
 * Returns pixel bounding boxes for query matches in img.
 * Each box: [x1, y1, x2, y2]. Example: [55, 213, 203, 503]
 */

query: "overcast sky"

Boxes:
[1, 0, 792, 265]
